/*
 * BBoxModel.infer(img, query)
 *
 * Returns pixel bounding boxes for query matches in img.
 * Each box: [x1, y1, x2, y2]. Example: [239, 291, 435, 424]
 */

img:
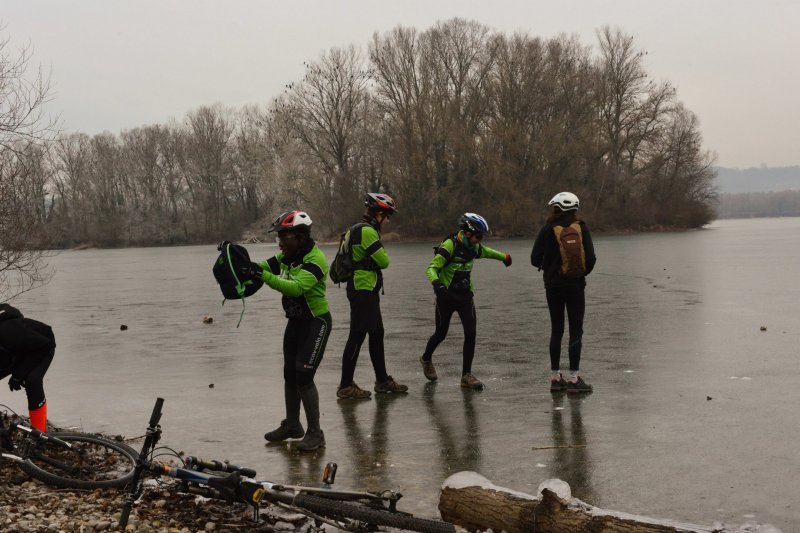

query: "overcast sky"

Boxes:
[2, 0, 798, 169]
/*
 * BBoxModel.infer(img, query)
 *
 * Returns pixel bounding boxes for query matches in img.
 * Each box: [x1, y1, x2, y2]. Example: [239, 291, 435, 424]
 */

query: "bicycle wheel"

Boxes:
[20, 432, 137, 489]
[292, 493, 456, 533]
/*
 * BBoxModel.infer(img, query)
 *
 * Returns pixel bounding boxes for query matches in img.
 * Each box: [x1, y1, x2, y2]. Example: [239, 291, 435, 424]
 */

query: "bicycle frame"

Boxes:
[148, 460, 401, 507]
[120, 398, 408, 529]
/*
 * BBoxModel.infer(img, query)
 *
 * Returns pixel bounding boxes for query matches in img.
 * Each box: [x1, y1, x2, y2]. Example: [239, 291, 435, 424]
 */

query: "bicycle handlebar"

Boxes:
[148, 397, 164, 428]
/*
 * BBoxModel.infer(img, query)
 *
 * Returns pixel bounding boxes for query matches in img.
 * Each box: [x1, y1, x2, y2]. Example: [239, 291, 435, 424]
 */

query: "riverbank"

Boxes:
[0, 460, 312, 532]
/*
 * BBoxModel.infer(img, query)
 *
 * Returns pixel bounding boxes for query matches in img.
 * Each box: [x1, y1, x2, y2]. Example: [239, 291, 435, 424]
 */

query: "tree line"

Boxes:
[717, 190, 800, 219]
[4, 20, 718, 255]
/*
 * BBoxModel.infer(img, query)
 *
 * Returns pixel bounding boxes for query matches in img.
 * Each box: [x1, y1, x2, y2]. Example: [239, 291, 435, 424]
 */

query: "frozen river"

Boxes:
[2, 217, 798, 530]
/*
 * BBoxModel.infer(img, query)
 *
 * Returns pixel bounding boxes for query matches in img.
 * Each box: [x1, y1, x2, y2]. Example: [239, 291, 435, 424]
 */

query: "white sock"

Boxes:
[551, 371, 562, 381]
[568, 371, 579, 382]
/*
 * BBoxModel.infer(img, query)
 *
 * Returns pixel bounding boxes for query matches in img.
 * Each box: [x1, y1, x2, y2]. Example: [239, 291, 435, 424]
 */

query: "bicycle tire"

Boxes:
[292, 493, 456, 533]
[20, 432, 138, 489]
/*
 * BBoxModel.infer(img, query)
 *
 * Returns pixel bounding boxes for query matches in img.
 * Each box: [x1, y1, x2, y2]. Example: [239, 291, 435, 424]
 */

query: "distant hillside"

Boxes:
[715, 165, 800, 218]
[715, 166, 800, 193]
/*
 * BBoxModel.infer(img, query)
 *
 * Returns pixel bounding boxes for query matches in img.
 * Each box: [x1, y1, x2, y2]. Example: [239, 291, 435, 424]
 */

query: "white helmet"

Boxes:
[548, 192, 580, 212]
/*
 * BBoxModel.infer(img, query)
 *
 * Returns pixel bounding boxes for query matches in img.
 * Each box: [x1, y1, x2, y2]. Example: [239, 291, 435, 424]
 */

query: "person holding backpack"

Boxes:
[421, 213, 512, 390]
[530, 192, 597, 394]
[246, 211, 331, 452]
[335, 193, 408, 400]
[0, 304, 56, 432]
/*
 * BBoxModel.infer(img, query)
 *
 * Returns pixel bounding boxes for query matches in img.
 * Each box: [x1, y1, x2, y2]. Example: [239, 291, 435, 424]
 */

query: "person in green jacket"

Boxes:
[336, 193, 408, 400]
[249, 210, 331, 452]
[421, 213, 512, 390]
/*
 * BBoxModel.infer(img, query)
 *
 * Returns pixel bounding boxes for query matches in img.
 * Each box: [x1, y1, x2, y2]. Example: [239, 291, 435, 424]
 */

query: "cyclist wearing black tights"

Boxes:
[247, 211, 331, 452]
[421, 213, 512, 390]
[531, 192, 596, 393]
[0, 303, 55, 432]
[336, 193, 408, 400]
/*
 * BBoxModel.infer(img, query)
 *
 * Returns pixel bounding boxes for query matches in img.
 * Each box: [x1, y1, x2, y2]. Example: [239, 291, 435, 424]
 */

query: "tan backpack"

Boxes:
[553, 223, 586, 278]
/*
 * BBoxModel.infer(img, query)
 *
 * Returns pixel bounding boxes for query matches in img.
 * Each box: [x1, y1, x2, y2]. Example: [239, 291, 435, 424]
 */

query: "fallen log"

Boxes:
[438, 472, 782, 533]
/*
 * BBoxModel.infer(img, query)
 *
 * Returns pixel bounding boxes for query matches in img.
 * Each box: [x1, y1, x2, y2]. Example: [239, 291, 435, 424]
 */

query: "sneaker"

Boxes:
[420, 357, 437, 381]
[297, 428, 326, 452]
[374, 376, 409, 394]
[460, 373, 484, 390]
[550, 373, 568, 392]
[264, 419, 304, 442]
[566, 377, 593, 394]
[337, 383, 372, 400]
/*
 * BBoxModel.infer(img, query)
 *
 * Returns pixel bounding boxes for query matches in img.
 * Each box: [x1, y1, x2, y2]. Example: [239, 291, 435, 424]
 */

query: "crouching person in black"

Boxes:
[0, 304, 56, 432]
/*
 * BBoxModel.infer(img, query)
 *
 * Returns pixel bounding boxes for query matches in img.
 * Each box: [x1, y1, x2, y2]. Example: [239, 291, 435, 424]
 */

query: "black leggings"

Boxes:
[283, 314, 331, 387]
[545, 285, 585, 372]
[339, 291, 388, 387]
[0, 349, 53, 410]
[422, 294, 476, 375]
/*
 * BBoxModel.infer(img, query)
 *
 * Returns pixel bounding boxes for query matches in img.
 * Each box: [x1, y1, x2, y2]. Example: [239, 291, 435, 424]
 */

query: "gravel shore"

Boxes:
[0, 460, 315, 532]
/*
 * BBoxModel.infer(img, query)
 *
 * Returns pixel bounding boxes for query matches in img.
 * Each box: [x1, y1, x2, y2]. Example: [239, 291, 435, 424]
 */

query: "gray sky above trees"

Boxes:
[2, 0, 798, 169]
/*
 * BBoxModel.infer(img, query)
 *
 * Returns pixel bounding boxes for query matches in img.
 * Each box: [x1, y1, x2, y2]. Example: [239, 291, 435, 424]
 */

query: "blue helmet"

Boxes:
[459, 213, 489, 235]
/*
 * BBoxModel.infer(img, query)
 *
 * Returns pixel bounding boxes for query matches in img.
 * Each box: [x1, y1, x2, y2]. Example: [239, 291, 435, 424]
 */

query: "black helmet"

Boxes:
[268, 211, 313, 233]
[364, 192, 398, 215]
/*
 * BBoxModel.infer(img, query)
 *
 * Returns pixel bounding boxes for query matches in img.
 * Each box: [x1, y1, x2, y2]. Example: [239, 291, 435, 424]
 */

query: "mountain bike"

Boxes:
[120, 397, 456, 533]
[0, 407, 138, 489]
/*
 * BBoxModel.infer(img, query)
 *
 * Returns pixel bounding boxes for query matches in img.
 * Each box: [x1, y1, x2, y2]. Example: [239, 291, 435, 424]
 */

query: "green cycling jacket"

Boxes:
[426, 231, 506, 292]
[258, 242, 329, 318]
[347, 220, 390, 292]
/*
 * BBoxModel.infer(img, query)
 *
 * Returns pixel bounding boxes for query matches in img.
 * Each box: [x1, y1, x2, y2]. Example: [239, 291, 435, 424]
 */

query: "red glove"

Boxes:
[503, 253, 512, 267]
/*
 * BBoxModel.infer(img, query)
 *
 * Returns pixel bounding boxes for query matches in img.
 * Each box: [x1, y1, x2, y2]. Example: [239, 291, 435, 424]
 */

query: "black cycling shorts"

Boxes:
[346, 290, 382, 333]
[283, 313, 331, 385]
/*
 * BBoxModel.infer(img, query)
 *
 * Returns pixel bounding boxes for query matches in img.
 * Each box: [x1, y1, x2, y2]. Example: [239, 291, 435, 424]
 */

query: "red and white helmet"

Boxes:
[268, 211, 313, 233]
[365, 192, 398, 215]
[548, 192, 580, 212]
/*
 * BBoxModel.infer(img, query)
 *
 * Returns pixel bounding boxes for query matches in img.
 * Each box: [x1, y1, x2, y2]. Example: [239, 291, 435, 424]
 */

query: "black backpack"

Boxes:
[329, 223, 368, 284]
[213, 241, 263, 326]
[432, 234, 475, 267]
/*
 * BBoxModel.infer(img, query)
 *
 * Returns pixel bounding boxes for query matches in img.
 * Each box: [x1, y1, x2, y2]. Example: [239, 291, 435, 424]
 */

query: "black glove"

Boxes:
[217, 240, 232, 252]
[432, 281, 448, 298]
[8, 376, 23, 392]
[242, 261, 264, 281]
[503, 253, 512, 267]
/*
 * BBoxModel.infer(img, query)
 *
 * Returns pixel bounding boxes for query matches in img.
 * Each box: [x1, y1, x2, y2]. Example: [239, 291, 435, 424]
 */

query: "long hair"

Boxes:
[546, 208, 579, 225]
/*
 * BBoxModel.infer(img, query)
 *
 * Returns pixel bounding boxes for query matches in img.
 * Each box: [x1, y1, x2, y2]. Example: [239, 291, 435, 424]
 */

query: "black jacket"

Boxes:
[530, 220, 597, 288]
[0, 304, 56, 380]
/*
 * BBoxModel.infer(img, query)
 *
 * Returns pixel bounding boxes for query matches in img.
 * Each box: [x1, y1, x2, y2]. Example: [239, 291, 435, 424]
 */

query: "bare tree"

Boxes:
[48, 133, 90, 245]
[279, 45, 371, 231]
[644, 104, 717, 226]
[182, 104, 234, 239]
[0, 30, 56, 300]
[593, 27, 674, 218]
[230, 105, 272, 225]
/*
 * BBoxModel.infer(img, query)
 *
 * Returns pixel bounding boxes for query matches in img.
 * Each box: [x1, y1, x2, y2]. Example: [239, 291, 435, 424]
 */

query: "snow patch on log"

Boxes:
[537, 478, 571, 499]
[443, 471, 537, 501]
